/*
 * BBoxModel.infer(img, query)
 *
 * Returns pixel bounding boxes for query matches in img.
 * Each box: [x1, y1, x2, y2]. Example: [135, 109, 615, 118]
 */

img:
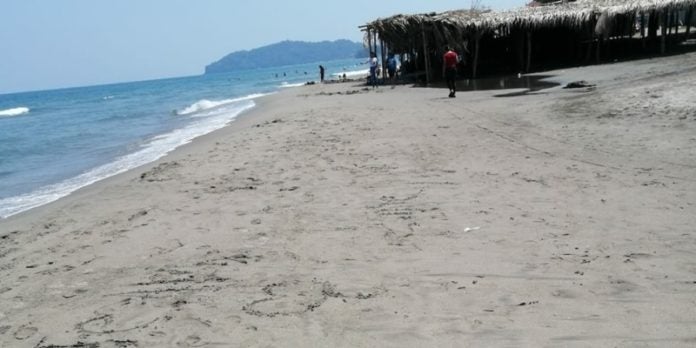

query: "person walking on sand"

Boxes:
[319, 65, 325, 83]
[387, 54, 397, 87]
[443, 46, 459, 98]
[369, 53, 379, 88]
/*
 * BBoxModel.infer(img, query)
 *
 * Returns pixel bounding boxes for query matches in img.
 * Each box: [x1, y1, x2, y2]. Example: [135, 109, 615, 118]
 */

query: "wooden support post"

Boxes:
[606, 28, 611, 60]
[421, 24, 430, 86]
[515, 30, 525, 71]
[640, 12, 647, 50]
[585, 22, 593, 63]
[367, 29, 372, 55]
[649, 10, 658, 46]
[661, 10, 667, 54]
[473, 33, 481, 78]
[381, 38, 387, 84]
[525, 31, 532, 73]
[596, 37, 602, 63]
[687, 7, 693, 38]
[576, 32, 583, 63]
[411, 40, 419, 71]
[399, 51, 404, 79]
[373, 32, 378, 61]
[641, 12, 646, 38]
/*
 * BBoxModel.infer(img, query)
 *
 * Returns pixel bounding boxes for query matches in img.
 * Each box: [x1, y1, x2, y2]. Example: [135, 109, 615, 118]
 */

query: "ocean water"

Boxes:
[0, 58, 368, 218]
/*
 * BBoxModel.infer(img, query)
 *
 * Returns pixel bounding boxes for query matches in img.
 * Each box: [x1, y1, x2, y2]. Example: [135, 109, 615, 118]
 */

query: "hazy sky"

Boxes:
[0, 0, 526, 94]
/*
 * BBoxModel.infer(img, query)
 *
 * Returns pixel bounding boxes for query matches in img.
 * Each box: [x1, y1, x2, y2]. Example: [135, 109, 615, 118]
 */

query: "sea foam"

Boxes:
[177, 93, 269, 116]
[0, 107, 30, 117]
[279, 82, 306, 88]
[331, 69, 369, 79]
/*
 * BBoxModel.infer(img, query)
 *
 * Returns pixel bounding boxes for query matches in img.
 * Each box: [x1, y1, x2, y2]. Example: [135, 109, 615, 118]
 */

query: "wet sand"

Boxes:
[1, 52, 696, 347]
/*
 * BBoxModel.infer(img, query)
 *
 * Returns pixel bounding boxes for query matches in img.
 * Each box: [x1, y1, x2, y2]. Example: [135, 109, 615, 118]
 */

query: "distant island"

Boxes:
[205, 39, 368, 74]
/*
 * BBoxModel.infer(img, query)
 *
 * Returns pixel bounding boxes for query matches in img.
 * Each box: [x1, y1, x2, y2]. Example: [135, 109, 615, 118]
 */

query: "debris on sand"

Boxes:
[563, 80, 596, 89]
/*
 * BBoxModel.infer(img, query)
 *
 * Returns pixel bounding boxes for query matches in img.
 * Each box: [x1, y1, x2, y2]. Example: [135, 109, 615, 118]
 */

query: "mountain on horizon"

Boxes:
[205, 39, 368, 74]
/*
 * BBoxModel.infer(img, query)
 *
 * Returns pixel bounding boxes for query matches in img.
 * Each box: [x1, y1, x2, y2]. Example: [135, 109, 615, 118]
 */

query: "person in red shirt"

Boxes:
[442, 46, 459, 98]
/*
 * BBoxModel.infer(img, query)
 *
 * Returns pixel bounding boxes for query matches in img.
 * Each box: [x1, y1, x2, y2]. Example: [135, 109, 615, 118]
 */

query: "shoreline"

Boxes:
[0, 89, 286, 223]
[1, 53, 695, 346]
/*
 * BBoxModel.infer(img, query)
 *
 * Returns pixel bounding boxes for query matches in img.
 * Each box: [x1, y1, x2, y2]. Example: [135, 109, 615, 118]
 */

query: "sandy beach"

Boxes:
[1, 51, 696, 347]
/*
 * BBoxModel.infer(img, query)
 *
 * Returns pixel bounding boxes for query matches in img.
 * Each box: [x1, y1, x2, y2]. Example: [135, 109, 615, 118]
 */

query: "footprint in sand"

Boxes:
[243, 280, 332, 317]
[0, 325, 11, 335]
[13, 325, 38, 340]
[177, 334, 202, 347]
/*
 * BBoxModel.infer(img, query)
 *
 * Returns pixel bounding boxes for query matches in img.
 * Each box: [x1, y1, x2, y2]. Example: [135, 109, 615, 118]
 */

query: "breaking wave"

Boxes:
[0, 107, 30, 117]
[177, 93, 269, 116]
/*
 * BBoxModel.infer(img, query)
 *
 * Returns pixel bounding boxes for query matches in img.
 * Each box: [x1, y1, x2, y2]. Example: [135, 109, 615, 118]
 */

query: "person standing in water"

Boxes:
[443, 46, 459, 98]
[319, 65, 325, 83]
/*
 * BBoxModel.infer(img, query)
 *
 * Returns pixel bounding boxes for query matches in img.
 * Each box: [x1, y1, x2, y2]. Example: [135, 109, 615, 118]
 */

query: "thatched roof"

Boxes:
[366, 0, 696, 37]
[365, 9, 489, 51]
[483, 0, 696, 29]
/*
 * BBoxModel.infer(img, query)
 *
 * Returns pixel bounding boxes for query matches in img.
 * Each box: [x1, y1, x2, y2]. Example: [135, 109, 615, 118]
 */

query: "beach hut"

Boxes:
[362, 0, 696, 83]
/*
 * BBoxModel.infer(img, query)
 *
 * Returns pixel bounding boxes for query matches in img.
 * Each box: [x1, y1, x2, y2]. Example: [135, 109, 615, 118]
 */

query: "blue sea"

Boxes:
[0, 58, 367, 218]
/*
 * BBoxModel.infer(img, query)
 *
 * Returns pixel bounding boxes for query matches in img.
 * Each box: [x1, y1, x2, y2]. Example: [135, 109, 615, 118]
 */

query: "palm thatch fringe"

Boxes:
[367, 0, 696, 34]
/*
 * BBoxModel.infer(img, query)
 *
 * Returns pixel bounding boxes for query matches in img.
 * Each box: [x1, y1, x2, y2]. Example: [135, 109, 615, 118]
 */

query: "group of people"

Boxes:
[317, 54, 398, 87]
[318, 45, 461, 98]
[370, 46, 461, 97]
[368, 53, 399, 88]
[318, 65, 350, 83]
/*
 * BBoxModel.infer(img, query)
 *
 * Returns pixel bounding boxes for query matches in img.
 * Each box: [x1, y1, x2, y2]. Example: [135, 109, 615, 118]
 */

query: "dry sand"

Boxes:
[1, 52, 695, 347]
